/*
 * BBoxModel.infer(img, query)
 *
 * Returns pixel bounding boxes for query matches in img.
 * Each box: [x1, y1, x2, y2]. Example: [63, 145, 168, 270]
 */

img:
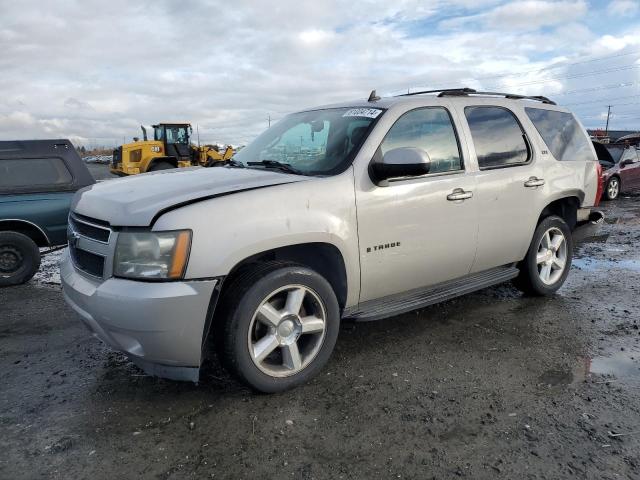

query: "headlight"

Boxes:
[114, 230, 191, 280]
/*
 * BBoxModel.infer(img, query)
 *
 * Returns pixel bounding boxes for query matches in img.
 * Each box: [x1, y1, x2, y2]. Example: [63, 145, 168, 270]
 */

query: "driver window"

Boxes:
[622, 148, 638, 163]
[381, 108, 462, 173]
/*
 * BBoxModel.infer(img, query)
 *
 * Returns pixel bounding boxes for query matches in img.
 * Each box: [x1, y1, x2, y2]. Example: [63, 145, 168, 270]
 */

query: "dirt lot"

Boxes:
[1, 182, 639, 479]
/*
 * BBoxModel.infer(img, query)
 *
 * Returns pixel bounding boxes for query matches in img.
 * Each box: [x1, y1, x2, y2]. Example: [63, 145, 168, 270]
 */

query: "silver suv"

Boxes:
[61, 88, 603, 392]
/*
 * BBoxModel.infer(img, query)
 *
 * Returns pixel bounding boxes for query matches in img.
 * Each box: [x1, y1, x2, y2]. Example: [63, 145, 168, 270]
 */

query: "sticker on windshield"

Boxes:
[342, 108, 383, 119]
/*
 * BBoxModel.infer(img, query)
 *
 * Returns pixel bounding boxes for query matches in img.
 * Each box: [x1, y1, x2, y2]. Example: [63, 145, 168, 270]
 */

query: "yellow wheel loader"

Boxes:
[110, 123, 233, 176]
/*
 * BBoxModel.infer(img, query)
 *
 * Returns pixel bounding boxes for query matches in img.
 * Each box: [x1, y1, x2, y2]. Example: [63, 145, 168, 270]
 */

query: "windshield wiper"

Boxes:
[246, 160, 304, 175]
[224, 159, 245, 168]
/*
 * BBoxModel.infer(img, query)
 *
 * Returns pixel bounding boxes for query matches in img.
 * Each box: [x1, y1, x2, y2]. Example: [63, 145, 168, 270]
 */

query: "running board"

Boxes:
[343, 265, 519, 322]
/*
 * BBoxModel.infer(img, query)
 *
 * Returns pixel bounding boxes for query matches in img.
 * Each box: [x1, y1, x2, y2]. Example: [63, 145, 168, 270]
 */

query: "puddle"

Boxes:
[540, 351, 639, 387]
[590, 351, 640, 378]
[572, 258, 640, 273]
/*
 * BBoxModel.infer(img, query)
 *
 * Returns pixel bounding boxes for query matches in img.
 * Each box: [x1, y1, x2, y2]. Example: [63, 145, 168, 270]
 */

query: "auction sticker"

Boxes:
[342, 108, 383, 119]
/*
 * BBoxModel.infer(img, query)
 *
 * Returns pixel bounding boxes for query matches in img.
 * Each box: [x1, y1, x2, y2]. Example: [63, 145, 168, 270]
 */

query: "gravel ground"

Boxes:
[1, 190, 639, 479]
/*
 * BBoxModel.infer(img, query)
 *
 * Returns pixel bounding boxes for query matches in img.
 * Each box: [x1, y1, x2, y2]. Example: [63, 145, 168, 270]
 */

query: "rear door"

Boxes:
[457, 105, 545, 272]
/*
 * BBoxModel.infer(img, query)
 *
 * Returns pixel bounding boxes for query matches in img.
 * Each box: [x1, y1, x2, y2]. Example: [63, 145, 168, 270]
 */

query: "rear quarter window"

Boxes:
[524, 108, 596, 162]
[464, 106, 529, 169]
[0, 157, 73, 191]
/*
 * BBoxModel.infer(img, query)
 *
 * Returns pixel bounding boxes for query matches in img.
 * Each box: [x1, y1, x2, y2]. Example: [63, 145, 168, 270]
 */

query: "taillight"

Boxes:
[594, 162, 604, 207]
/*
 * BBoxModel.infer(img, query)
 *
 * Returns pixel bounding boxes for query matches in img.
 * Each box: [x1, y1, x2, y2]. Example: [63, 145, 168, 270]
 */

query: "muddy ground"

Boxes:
[1, 183, 639, 479]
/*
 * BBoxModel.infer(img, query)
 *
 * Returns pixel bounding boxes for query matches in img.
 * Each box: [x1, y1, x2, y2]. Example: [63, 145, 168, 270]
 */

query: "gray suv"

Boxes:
[61, 88, 603, 392]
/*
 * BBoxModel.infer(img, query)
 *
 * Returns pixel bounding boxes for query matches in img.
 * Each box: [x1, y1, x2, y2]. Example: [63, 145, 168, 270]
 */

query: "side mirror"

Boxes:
[621, 158, 634, 167]
[370, 147, 431, 185]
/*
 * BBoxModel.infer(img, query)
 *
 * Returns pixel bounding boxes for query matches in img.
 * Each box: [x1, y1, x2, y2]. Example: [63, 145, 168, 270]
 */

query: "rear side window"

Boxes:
[525, 108, 596, 162]
[465, 106, 529, 169]
[0, 157, 73, 189]
[380, 107, 462, 174]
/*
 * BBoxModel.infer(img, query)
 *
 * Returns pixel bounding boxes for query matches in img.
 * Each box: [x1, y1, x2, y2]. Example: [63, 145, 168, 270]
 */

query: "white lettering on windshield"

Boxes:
[342, 108, 383, 119]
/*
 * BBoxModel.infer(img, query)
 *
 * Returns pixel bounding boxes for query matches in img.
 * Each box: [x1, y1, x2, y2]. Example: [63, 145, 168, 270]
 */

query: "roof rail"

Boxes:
[397, 87, 556, 105]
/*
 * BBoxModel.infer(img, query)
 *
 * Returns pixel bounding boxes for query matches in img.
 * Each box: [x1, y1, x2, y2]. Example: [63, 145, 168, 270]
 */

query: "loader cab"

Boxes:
[153, 123, 193, 161]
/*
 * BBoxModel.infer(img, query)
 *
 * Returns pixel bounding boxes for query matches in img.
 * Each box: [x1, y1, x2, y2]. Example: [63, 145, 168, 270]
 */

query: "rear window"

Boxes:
[464, 106, 529, 169]
[525, 108, 596, 162]
[0, 157, 73, 189]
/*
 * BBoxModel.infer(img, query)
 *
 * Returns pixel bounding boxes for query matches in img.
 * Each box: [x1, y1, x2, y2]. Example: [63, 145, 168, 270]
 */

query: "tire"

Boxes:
[0, 231, 41, 287]
[604, 176, 620, 201]
[218, 261, 340, 393]
[148, 161, 176, 172]
[514, 215, 573, 296]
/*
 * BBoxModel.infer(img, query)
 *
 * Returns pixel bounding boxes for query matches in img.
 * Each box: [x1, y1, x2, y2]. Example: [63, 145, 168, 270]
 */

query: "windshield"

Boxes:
[233, 107, 383, 175]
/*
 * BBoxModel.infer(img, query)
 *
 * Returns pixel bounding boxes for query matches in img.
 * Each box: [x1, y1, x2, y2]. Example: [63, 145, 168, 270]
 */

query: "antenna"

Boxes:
[368, 90, 381, 102]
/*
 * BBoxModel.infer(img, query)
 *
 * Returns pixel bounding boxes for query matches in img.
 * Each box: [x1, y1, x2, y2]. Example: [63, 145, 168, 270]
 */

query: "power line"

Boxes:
[551, 81, 640, 97]
[467, 49, 640, 82]
[564, 94, 640, 107]
[410, 63, 640, 97]
[486, 64, 640, 89]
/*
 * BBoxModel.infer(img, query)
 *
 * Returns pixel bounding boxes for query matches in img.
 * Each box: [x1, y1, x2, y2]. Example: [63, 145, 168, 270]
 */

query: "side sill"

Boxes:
[343, 265, 519, 322]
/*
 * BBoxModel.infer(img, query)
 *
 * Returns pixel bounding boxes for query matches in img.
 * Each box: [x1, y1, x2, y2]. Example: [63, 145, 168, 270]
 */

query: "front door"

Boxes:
[620, 147, 640, 190]
[355, 106, 479, 303]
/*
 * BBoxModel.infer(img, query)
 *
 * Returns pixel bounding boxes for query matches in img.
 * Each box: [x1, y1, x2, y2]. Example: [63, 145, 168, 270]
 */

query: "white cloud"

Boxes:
[609, 0, 640, 15]
[442, 0, 588, 31]
[0, 0, 639, 145]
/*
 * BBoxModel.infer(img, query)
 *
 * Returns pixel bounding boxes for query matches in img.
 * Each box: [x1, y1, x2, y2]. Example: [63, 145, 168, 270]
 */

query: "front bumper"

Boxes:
[60, 250, 218, 382]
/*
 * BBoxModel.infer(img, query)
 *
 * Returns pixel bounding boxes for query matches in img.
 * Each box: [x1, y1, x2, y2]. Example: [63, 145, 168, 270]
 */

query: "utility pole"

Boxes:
[605, 105, 611, 135]
[268, 114, 271, 128]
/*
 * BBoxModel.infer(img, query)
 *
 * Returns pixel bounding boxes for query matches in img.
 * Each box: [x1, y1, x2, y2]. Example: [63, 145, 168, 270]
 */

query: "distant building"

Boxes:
[588, 129, 640, 143]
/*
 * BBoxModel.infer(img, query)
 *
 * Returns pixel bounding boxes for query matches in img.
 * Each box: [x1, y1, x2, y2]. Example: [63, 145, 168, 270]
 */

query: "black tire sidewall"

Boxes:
[225, 266, 340, 393]
[524, 216, 573, 295]
[0, 232, 41, 286]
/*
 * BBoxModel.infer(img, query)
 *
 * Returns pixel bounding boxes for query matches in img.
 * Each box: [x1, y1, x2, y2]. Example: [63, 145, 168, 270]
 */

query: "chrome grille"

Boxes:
[68, 213, 114, 279]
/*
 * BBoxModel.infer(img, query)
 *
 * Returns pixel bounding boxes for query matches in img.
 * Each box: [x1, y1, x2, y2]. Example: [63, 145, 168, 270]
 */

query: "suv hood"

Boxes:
[72, 167, 309, 226]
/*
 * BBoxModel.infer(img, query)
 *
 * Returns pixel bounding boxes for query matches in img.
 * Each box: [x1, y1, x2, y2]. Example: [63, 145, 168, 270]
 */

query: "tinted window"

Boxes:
[525, 108, 596, 162]
[380, 108, 462, 174]
[0, 157, 73, 188]
[465, 107, 529, 169]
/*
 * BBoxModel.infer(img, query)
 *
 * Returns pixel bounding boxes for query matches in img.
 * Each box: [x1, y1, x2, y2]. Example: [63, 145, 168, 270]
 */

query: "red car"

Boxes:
[592, 142, 640, 200]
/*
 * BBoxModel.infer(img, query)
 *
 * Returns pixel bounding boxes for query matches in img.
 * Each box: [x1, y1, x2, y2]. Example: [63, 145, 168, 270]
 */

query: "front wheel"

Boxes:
[219, 262, 340, 393]
[514, 216, 572, 296]
[604, 176, 620, 200]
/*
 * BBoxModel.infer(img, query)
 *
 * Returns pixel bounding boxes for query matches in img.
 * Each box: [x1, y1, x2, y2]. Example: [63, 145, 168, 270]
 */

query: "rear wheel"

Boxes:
[514, 216, 572, 296]
[219, 262, 340, 393]
[604, 176, 620, 200]
[0, 231, 41, 287]
[148, 161, 176, 172]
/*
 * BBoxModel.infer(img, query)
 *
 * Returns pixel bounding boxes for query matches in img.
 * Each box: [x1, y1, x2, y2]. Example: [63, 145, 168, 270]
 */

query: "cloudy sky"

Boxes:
[1, 0, 640, 147]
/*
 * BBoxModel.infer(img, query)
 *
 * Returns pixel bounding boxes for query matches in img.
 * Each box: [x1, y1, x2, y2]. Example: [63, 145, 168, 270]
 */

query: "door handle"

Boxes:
[524, 176, 545, 188]
[447, 188, 473, 201]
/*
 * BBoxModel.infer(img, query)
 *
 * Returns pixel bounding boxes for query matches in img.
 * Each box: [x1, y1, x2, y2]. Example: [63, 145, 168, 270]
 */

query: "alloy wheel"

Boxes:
[247, 285, 327, 377]
[608, 178, 619, 199]
[536, 227, 567, 285]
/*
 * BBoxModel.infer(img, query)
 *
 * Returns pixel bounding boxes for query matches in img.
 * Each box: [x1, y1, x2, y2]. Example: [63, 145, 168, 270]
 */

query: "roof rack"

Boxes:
[397, 87, 556, 105]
